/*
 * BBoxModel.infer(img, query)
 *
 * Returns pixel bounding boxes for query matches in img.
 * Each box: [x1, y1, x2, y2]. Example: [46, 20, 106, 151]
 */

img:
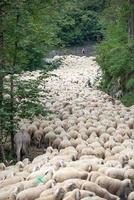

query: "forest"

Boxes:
[0, 0, 134, 163]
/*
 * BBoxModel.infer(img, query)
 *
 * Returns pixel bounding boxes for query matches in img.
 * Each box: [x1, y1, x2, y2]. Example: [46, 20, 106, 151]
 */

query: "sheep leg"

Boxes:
[16, 144, 22, 161]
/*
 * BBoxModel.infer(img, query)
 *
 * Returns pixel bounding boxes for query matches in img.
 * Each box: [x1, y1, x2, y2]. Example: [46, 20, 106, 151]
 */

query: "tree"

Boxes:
[0, 1, 6, 161]
[53, 0, 104, 46]
[0, 0, 62, 160]
[129, 0, 134, 39]
[96, 0, 134, 106]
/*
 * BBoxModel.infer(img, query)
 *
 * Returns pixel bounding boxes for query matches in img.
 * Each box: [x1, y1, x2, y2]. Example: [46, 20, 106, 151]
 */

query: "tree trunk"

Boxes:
[129, 0, 134, 39]
[10, 74, 14, 153]
[10, 11, 20, 154]
[0, 2, 6, 161]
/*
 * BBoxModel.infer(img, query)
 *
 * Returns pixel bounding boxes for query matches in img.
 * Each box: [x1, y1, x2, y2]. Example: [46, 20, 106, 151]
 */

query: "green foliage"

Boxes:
[126, 78, 134, 90]
[1, 74, 53, 136]
[96, 0, 134, 106]
[55, 0, 103, 46]
[16, 79, 41, 100]
[18, 101, 51, 119]
[43, 58, 63, 72]
[15, 76, 53, 119]
[121, 94, 134, 107]
[1, 0, 62, 73]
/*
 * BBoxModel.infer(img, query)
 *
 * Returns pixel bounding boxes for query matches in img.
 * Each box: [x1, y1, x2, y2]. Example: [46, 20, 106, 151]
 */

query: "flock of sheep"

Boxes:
[0, 55, 134, 200]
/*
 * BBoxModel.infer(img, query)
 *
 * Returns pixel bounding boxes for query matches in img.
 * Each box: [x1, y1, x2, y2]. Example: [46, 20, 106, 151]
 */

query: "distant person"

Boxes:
[82, 48, 85, 55]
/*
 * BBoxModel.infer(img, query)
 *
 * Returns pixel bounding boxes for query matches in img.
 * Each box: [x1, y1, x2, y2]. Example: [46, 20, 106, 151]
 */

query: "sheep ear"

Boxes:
[9, 160, 13, 164]
[5, 160, 8, 165]
[51, 180, 56, 188]
[81, 184, 84, 190]
[75, 189, 81, 200]
[88, 165, 92, 172]
[87, 172, 91, 181]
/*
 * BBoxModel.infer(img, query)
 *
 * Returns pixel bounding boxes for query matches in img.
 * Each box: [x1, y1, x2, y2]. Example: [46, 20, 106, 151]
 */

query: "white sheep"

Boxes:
[128, 192, 134, 200]
[95, 175, 131, 198]
[81, 181, 119, 200]
[53, 167, 88, 182]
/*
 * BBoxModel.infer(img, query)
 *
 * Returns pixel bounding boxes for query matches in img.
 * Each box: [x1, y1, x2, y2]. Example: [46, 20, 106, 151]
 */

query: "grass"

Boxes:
[120, 93, 134, 107]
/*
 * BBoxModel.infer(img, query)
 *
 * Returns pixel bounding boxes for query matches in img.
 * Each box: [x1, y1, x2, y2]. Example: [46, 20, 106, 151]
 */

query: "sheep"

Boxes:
[106, 127, 115, 135]
[56, 178, 85, 190]
[81, 181, 118, 200]
[127, 119, 134, 129]
[79, 157, 104, 166]
[45, 131, 56, 146]
[54, 127, 65, 135]
[66, 161, 91, 172]
[85, 121, 92, 129]
[22, 158, 30, 166]
[68, 130, 78, 139]
[40, 121, 50, 129]
[0, 168, 15, 181]
[14, 128, 31, 161]
[33, 128, 44, 147]
[80, 190, 96, 199]
[95, 175, 131, 198]
[15, 171, 30, 180]
[0, 176, 24, 189]
[16, 180, 54, 200]
[81, 147, 94, 156]
[35, 186, 65, 200]
[81, 133, 88, 140]
[31, 154, 48, 165]
[0, 163, 6, 171]
[43, 126, 53, 135]
[28, 124, 37, 136]
[4, 161, 25, 175]
[67, 119, 76, 127]
[70, 138, 79, 148]
[32, 120, 41, 129]
[87, 127, 97, 136]
[52, 137, 62, 150]
[103, 167, 126, 180]
[68, 125, 78, 132]
[99, 133, 110, 144]
[27, 167, 54, 181]
[62, 188, 81, 200]
[60, 138, 72, 149]
[0, 183, 24, 200]
[104, 139, 116, 149]
[104, 160, 122, 168]
[53, 167, 88, 182]
[76, 143, 87, 154]
[128, 159, 134, 169]
[36, 189, 65, 200]
[104, 149, 112, 158]
[59, 146, 78, 160]
[80, 197, 106, 200]
[111, 146, 124, 155]
[61, 119, 69, 130]
[93, 147, 105, 159]
[87, 171, 103, 182]
[128, 192, 134, 200]
[124, 169, 134, 181]
[39, 188, 56, 199]
[49, 154, 74, 166]
[63, 189, 95, 200]
[18, 179, 38, 190]
[77, 116, 87, 123]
